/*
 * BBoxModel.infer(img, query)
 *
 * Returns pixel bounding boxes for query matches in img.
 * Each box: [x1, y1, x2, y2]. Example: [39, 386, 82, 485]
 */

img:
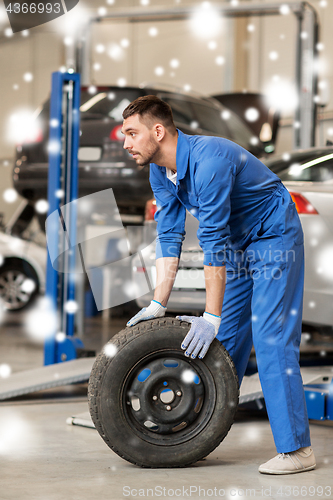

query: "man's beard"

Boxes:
[134, 137, 159, 166]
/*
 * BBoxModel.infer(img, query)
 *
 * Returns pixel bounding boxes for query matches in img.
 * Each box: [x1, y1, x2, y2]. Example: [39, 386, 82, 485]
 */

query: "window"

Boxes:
[224, 111, 253, 148]
[80, 90, 142, 119]
[162, 97, 196, 127]
[191, 102, 230, 136]
[278, 155, 333, 182]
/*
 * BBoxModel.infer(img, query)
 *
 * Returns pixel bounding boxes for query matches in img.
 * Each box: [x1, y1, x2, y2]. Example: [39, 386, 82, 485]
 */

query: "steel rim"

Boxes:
[121, 349, 217, 446]
[0, 270, 36, 310]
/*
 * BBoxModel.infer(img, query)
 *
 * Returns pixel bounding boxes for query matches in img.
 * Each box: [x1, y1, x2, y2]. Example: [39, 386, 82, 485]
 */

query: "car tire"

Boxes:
[0, 262, 39, 311]
[88, 317, 239, 468]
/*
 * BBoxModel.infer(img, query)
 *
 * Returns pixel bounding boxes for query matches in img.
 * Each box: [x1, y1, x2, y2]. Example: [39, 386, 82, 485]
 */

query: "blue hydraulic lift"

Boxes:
[44, 71, 84, 365]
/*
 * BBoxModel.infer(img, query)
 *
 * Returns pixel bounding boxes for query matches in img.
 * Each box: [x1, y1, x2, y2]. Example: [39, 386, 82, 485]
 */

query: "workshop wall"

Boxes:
[0, 31, 62, 221]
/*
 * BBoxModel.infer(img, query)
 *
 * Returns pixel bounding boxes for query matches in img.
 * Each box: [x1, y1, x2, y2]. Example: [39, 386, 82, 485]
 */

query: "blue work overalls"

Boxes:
[149, 130, 311, 453]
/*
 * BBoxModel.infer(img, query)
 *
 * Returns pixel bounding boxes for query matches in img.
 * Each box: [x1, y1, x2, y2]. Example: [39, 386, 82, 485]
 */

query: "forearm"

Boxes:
[153, 257, 179, 307]
[204, 265, 226, 316]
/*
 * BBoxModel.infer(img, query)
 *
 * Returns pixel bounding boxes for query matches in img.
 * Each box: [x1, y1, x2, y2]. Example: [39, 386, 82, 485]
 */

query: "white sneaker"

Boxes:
[259, 447, 316, 475]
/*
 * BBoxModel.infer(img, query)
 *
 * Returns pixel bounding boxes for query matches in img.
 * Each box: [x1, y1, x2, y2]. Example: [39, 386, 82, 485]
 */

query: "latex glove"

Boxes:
[127, 300, 166, 327]
[177, 312, 221, 359]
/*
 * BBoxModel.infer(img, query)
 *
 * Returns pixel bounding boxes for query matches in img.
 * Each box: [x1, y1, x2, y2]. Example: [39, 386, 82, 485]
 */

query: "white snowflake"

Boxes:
[170, 59, 180, 68]
[120, 38, 130, 48]
[117, 78, 126, 87]
[3, 189, 18, 203]
[208, 41, 217, 50]
[154, 66, 164, 76]
[23, 72, 33, 82]
[95, 44, 105, 53]
[55, 332, 66, 342]
[64, 300, 79, 314]
[35, 199, 49, 214]
[215, 56, 225, 66]
[0, 364, 11, 378]
[279, 4, 290, 15]
[148, 27, 158, 37]
[104, 343, 118, 357]
[269, 51, 279, 61]
[244, 107, 259, 122]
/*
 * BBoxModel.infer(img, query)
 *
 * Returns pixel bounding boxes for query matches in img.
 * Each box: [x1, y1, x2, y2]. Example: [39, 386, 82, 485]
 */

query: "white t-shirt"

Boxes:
[166, 168, 177, 185]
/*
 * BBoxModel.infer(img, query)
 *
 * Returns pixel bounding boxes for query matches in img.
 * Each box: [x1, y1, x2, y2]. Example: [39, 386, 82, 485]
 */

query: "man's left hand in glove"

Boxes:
[177, 312, 221, 359]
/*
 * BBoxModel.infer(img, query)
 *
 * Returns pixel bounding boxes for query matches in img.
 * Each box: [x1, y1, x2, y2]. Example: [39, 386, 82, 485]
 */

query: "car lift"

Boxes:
[44, 70, 84, 365]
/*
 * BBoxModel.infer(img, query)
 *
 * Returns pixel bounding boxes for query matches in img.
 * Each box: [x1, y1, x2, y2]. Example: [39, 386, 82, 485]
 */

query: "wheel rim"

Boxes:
[0, 270, 35, 310]
[122, 350, 217, 446]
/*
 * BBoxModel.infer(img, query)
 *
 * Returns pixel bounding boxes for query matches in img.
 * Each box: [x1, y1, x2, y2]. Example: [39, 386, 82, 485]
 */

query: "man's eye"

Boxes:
[130, 133, 135, 137]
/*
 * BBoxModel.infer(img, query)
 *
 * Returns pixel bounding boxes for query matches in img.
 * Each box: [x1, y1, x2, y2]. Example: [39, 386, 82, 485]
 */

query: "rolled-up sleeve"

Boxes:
[196, 156, 235, 266]
[149, 166, 186, 260]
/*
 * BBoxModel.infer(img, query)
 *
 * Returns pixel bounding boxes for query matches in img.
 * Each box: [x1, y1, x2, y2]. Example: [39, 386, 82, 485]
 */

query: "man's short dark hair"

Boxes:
[122, 95, 176, 133]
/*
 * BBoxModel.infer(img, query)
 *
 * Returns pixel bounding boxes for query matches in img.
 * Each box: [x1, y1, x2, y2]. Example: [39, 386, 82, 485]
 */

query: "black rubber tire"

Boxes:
[88, 318, 239, 468]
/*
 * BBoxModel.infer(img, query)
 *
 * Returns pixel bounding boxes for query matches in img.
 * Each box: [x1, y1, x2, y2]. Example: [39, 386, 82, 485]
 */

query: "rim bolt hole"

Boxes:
[152, 395, 158, 401]
[166, 405, 172, 411]
[176, 391, 182, 397]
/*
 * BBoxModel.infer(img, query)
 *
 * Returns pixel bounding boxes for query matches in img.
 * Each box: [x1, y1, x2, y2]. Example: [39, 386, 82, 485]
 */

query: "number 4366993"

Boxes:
[6, 3, 61, 14]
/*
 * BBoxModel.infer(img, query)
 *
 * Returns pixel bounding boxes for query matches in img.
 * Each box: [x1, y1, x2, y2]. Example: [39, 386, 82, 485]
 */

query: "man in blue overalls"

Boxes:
[122, 95, 316, 474]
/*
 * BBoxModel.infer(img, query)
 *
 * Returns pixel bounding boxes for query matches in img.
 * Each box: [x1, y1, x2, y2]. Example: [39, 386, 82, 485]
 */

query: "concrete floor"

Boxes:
[1, 306, 333, 500]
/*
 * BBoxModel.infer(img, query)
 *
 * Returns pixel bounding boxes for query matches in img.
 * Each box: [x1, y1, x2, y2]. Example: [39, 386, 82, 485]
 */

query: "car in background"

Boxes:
[264, 147, 333, 181]
[132, 147, 333, 331]
[213, 93, 280, 155]
[13, 85, 264, 228]
[0, 201, 46, 311]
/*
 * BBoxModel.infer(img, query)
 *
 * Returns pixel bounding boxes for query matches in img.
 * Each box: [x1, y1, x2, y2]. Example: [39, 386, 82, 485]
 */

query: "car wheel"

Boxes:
[88, 318, 239, 468]
[0, 263, 39, 311]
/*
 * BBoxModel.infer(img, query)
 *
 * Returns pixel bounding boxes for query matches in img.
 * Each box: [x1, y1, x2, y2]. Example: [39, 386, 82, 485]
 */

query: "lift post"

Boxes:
[44, 71, 84, 365]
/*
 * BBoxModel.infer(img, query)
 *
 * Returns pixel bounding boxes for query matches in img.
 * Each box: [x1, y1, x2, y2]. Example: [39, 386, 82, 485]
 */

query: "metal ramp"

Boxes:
[0, 358, 95, 401]
[66, 366, 333, 430]
[240, 366, 333, 404]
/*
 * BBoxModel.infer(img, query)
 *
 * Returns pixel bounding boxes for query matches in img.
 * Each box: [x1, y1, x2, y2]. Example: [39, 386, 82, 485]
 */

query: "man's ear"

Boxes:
[154, 124, 166, 142]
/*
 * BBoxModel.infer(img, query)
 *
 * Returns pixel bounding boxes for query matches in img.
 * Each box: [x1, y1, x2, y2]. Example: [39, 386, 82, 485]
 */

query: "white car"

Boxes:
[132, 149, 333, 331]
[0, 201, 46, 310]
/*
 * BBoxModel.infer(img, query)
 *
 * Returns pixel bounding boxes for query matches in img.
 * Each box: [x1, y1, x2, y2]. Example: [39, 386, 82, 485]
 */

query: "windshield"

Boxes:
[223, 110, 254, 147]
[277, 154, 333, 182]
[80, 89, 142, 120]
[191, 102, 230, 136]
[265, 152, 329, 174]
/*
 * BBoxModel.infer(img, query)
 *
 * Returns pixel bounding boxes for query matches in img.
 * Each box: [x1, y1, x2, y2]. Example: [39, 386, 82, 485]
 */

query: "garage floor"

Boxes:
[1, 308, 333, 500]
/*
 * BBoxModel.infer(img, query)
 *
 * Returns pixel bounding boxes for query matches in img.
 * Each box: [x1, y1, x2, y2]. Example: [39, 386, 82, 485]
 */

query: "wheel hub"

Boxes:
[126, 356, 205, 435]
[0, 270, 34, 309]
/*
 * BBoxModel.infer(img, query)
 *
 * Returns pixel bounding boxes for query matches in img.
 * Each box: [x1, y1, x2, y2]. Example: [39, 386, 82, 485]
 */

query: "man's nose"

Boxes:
[123, 136, 131, 150]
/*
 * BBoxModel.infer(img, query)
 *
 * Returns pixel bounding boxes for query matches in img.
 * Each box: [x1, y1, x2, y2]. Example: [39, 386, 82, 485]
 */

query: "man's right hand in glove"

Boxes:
[126, 299, 166, 327]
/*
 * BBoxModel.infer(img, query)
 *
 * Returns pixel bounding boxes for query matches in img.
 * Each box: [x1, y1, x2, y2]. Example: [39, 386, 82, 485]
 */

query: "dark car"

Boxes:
[213, 92, 280, 154]
[13, 85, 265, 224]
